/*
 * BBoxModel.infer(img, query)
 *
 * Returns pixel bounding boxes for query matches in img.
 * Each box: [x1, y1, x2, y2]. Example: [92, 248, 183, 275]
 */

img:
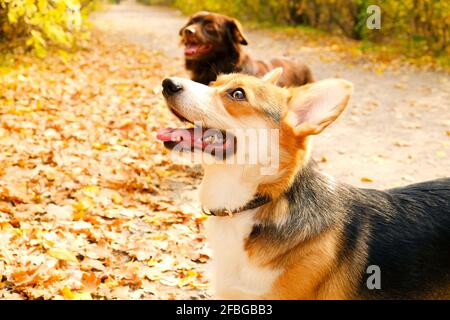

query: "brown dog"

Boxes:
[179, 11, 314, 86]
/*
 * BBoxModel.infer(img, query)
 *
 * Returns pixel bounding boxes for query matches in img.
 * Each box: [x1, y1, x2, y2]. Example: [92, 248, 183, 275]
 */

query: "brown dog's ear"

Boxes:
[227, 18, 248, 45]
[284, 79, 353, 136]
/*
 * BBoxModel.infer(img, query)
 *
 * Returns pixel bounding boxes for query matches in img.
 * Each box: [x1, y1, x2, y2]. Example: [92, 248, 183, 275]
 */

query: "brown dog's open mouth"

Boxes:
[184, 42, 213, 57]
[156, 111, 235, 159]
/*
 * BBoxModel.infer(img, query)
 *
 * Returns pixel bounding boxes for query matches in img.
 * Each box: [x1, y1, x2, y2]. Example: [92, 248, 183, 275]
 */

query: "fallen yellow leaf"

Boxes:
[361, 177, 374, 183]
[62, 286, 92, 300]
[147, 258, 158, 267]
[111, 192, 123, 205]
[48, 248, 78, 263]
[81, 185, 100, 196]
[436, 151, 446, 158]
[72, 197, 94, 220]
[190, 282, 209, 289]
[92, 142, 108, 150]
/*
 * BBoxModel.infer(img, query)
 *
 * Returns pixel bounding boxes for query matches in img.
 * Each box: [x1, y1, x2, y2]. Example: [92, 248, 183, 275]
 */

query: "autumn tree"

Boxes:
[0, 0, 96, 56]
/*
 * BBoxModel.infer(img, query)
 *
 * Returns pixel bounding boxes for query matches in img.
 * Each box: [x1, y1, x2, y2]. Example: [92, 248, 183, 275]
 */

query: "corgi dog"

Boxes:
[156, 69, 450, 299]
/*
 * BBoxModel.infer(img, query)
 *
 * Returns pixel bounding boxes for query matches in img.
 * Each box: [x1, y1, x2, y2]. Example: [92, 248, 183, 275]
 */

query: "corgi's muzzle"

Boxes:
[158, 78, 236, 159]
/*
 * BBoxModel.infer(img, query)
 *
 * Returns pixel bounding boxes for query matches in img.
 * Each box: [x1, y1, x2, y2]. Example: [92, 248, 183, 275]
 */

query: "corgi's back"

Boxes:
[349, 178, 450, 299]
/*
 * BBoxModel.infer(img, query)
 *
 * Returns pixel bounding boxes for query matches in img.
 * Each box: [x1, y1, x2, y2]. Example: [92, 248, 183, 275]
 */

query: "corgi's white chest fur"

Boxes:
[205, 210, 281, 299]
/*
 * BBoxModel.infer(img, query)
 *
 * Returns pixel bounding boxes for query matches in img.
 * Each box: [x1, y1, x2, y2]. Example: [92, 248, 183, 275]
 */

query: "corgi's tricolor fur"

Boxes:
[157, 69, 450, 299]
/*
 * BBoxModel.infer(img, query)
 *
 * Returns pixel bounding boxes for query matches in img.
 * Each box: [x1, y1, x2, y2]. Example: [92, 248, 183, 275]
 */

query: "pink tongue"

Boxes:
[156, 127, 196, 143]
[185, 45, 199, 55]
[156, 127, 228, 151]
[156, 128, 194, 141]
[156, 128, 176, 142]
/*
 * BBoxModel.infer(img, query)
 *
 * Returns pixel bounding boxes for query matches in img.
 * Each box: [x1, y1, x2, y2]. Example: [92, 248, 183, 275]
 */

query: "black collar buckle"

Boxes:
[201, 194, 271, 217]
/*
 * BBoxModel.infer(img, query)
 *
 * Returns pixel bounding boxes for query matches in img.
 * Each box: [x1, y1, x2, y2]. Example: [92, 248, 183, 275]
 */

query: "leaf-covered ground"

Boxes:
[0, 33, 210, 300]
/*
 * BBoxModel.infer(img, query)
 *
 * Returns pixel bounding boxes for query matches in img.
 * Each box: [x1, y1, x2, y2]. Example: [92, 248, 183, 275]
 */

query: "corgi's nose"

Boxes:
[162, 78, 183, 97]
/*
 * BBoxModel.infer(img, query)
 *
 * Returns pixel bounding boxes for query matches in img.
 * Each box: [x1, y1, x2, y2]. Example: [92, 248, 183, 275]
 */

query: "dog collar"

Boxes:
[201, 194, 271, 217]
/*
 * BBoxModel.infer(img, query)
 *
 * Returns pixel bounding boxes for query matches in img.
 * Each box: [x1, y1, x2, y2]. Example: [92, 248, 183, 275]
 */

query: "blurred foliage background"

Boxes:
[1, 0, 449, 67]
[139, 0, 450, 65]
[0, 0, 97, 57]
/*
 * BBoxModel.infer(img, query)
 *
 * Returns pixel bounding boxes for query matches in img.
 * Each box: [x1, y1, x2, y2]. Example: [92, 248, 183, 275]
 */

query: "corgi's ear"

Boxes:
[262, 68, 283, 85]
[284, 79, 353, 136]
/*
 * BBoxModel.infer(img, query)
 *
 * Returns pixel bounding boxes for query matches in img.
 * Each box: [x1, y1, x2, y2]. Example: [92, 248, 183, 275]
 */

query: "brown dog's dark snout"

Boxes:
[162, 78, 183, 97]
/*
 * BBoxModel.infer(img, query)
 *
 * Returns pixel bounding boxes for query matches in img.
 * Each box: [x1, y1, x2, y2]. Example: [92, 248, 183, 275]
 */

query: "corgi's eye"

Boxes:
[230, 88, 246, 101]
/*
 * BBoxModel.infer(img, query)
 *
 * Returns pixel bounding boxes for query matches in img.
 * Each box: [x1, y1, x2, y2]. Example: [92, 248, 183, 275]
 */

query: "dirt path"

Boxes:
[94, 1, 449, 189]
